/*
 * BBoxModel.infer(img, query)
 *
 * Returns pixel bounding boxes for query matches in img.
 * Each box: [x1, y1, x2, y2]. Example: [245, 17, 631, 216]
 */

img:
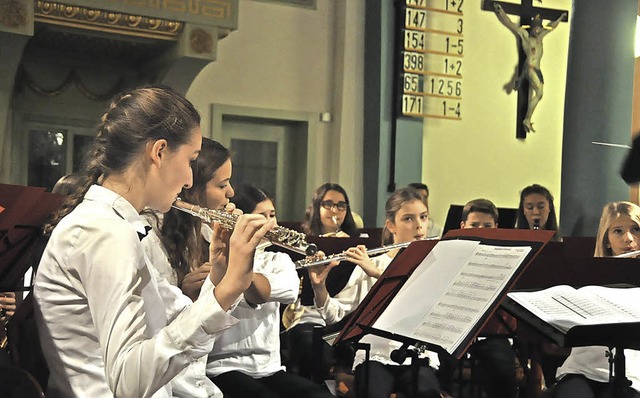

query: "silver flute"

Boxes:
[172, 199, 318, 256]
[614, 249, 640, 258]
[294, 237, 439, 270]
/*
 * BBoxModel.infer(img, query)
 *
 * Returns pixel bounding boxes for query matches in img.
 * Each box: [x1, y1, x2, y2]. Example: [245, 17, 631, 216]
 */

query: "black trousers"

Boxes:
[281, 322, 335, 379]
[438, 336, 517, 398]
[472, 337, 518, 398]
[354, 360, 441, 398]
[553, 374, 640, 398]
[211, 370, 334, 398]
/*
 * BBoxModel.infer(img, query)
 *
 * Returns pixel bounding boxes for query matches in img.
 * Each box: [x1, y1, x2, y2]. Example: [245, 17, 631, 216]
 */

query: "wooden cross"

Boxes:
[481, 0, 569, 139]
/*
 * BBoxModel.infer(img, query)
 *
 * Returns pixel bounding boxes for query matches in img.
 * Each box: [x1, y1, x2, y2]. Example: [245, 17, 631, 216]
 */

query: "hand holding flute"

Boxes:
[307, 251, 341, 307]
[209, 204, 276, 310]
[344, 245, 384, 278]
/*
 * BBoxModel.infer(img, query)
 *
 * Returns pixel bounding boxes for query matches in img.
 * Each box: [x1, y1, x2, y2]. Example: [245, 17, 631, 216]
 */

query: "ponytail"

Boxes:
[44, 85, 201, 235]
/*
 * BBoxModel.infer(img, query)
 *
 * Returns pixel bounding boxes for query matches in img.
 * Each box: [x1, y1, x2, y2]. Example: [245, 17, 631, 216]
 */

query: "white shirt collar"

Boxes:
[84, 184, 151, 239]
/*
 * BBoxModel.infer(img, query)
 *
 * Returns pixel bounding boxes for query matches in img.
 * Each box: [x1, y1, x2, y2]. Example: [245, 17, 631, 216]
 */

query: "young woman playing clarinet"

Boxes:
[308, 187, 442, 398]
[33, 86, 273, 398]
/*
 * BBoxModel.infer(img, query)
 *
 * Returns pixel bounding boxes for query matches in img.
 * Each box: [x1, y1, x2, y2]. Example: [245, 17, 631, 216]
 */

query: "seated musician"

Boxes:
[204, 183, 332, 397]
[283, 182, 359, 379]
[440, 198, 519, 398]
[144, 137, 235, 397]
[408, 182, 443, 238]
[308, 187, 442, 398]
[552, 201, 640, 398]
[33, 87, 272, 398]
[515, 184, 562, 241]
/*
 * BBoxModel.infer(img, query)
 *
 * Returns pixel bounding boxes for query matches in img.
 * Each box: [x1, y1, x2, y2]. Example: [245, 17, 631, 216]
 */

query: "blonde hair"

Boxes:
[594, 201, 640, 257]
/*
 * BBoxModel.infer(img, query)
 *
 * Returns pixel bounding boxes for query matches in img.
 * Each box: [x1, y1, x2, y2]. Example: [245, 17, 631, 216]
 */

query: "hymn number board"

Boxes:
[400, 0, 463, 120]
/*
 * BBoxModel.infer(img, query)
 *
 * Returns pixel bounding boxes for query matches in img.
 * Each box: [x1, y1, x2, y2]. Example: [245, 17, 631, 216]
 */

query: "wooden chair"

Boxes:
[0, 364, 45, 398]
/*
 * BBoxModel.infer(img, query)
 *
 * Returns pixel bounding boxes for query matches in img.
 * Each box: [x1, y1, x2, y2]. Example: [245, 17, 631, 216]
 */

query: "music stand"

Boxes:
[335, 228, 554, 360]
[503, 293, 640, 398]
[0, 184, 64, 292]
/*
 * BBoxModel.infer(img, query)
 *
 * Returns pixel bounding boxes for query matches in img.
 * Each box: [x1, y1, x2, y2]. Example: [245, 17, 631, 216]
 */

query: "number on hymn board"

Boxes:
[428, 77, 461, 97]
[406, 8, 427, 29]
[402, 94, 462, 120]
[403, 52, 424, 72]
[402, 95, 423, 115]
[445, 0, 464, 13]
[404, 30, 426, 51]
[399, 0, 464, 120]
[404, 73, 421, 93]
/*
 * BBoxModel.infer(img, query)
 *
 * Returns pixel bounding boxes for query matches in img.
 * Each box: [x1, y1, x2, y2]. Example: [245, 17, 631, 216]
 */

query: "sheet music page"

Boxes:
[509, 285, 640, 332]
[374, 240, 531, 354]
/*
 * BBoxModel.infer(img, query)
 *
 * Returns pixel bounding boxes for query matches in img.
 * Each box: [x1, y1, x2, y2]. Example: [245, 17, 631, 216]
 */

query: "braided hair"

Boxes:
[44, 85, 201, 235]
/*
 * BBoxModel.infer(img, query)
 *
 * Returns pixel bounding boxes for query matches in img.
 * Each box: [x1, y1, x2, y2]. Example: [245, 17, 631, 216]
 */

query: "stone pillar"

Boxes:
[156, 23, 219, 94]
[560, 0, 636, 236]
[0, 0, 33, 183]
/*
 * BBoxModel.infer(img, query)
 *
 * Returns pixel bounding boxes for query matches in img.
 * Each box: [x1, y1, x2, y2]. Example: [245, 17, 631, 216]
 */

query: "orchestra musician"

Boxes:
[456, 198, 519, 398]
[302, 183, 359, 238]
[150, 137, 233, 301]
[283, 182, 359, 380]
[141, 137, 234, 397]
[32, 86, 273, 398]
[552, 201, 640, 398]
[205, 183, 333, 397]
[515, 184, 562, 241]
[308, 187, 442, 398]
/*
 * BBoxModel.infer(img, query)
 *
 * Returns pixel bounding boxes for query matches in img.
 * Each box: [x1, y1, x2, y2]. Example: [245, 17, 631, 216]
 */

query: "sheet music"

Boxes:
[374, 240, 531, 354]
[509, 285, 640, 332]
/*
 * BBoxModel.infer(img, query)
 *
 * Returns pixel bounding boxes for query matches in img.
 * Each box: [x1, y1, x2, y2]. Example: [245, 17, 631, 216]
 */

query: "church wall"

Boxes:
[187, 0, 365, 213]
[421, 2, 571, 230]
[560, 0, 636, 236]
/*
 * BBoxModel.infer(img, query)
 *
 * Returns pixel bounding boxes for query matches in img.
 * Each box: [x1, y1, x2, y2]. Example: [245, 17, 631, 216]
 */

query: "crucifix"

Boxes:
[481, 0, 568, 139]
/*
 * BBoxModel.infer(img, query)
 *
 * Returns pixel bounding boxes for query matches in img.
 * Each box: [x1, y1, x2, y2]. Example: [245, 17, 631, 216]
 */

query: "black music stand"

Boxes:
[0, 184, 64, 292]
[334, 229, 554, 397]
[503, 294, 640, 398]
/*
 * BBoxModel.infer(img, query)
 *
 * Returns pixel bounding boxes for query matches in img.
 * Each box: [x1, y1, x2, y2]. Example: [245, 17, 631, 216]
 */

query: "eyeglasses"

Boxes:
[320, 200, 349, 211]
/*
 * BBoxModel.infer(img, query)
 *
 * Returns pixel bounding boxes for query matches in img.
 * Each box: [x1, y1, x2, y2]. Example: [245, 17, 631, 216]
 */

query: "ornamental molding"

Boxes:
[35, 0, 183, 40]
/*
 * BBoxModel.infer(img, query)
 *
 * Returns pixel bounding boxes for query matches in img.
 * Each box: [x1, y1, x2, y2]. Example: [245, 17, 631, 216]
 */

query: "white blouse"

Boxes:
[557, 346, 640, 391]
[205, 249, 299, 378]
[34, 185, 239, 398]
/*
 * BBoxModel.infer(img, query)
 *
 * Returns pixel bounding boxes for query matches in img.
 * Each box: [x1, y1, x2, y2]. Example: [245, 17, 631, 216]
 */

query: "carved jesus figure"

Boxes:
[493, 3, 567, 133]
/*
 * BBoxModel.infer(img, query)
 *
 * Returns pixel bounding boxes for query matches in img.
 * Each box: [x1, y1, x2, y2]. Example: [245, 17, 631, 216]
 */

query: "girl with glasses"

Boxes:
[303, 183, 358, 238]
[283, 182, 359, 380]
[308, 187, 441, 398]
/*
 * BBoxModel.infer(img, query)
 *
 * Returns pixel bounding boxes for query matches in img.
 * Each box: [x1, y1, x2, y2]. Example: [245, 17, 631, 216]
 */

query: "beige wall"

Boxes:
[187, 0, 365, 212]
[187, 0, 572, 227]
[423, 2, 571, 228]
